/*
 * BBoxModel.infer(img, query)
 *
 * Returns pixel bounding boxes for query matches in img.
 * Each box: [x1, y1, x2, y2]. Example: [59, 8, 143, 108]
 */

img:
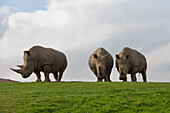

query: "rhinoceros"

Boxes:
[116, 47, 147, 82]
[88, 48, 113, 82]
[11, 46, 67, 82]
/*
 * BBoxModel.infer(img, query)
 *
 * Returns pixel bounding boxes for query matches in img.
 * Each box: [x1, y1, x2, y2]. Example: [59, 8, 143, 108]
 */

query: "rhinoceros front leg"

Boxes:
[123, 79, 127, 82]
[34, 72, 42, 82]
[131, 66, 138, 82]
[43, 65, 51, 82]
[104, 77, 111, 82]
[44, 72, 51, 82]
[91, 67, 97, 76]
[97, 78, 102, 82]
[91, 67, 102, 82]
[131, 74, 137, 82]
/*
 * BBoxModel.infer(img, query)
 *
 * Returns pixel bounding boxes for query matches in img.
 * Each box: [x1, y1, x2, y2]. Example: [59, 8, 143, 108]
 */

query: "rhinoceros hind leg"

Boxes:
[57, 60, 67, 82]
[141, 70, 147, 82]
[104, 67, 112, 82]
[57, 71, 63, 82]
[34, 72, 42, 82]
[53, 72, 58, 81]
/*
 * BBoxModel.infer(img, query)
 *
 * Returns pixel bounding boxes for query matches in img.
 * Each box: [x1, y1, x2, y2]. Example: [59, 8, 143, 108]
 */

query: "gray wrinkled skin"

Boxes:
[116, 47, 147, 82]
[88, 48, 113, 82]
[11, 46, 67, 82]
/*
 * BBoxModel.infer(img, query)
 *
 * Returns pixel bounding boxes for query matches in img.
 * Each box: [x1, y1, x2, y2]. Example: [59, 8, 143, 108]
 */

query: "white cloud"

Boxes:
[146, 43, 170, 82]
[0, 6, 9, 38]
[0, 0, 170, 82]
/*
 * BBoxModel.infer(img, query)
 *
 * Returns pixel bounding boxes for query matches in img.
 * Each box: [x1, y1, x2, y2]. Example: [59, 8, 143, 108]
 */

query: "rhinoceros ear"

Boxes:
[126, 55, 129, 59]
[116, 54, 120, 59]
[24, 51, 30, 56]
[94, 54, 98, 59]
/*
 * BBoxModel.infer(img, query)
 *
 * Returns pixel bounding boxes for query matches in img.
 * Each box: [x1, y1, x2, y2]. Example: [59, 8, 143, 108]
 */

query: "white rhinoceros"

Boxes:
[11, 45, 67, 82]
[89, 48, 113, 82]
[116, 47, 147, 82]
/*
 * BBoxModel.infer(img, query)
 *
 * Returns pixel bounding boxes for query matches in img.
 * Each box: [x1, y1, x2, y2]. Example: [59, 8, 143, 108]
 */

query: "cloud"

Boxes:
[0, 6, 9, 38]
[146, 43, 170, 82]
[0, 0, 170, 82]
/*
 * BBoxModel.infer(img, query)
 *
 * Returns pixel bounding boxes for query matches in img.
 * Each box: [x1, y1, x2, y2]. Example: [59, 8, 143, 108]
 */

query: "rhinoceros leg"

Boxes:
[97, 78, 102, 82]
[57, 71, 63, 82]
[91, 67, 102, 82]
[34, 72, 42, 82]
[131, 74, 137, 82]
[91, 67, 97, 77]
[105, 78, 111, 82]
[57, 67, 66, 82]
[43, 65, 51, 82]
[57, 60, 67, 82]
[123, 79, 127, 82]
[104, 67, 112, 82]
[141, 69, 147, 82]
[131, 67, 138, 82]
[44, 72, 51, 82]
[142, 72, 147, 82]
[53, 72, 58, 81]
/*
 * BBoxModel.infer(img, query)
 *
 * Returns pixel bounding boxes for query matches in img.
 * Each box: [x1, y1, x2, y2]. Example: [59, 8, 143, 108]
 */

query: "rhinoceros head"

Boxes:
[11, 51, 34, 78]
[116, 54, 129, 80]
[94, 54, 108, 79]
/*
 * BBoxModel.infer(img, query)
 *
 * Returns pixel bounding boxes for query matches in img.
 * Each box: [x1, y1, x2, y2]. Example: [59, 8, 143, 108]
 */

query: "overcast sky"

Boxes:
[0, 0, 170, 82]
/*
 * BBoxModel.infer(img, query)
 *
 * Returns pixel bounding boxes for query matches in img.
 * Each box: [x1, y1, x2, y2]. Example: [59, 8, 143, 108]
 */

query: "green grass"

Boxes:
[0, 82, 169, 113]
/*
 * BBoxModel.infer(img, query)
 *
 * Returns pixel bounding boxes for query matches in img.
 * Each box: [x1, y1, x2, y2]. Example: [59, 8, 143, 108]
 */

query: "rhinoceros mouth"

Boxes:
[119, 75, 127, 80]
[22, 73, 32, 78]
[98, 75, 105, 79]
[119, 77, 124, 80]
[22, 75, 29, 78]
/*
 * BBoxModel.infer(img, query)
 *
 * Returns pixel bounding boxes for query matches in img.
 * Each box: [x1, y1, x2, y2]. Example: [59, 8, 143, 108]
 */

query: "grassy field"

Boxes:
[0, 82, 169, 113]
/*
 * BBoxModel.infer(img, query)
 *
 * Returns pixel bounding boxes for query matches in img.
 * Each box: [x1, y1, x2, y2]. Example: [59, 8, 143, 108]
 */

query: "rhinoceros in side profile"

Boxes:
[88, 48, 113, 82]
[116, 47, 147, 82]
[11, 46, 67, 82]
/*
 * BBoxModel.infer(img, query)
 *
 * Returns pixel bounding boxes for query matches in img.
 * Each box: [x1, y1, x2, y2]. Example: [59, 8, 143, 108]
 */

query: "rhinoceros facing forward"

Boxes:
[89, 48, 113, 82]
[116, 47, 147, 82]
[11, 46, 67, 82]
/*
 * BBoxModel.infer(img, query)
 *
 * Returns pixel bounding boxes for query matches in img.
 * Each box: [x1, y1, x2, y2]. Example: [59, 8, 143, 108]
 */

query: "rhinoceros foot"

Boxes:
[44, 79, 51, 82]
[36, 79, 42, 82]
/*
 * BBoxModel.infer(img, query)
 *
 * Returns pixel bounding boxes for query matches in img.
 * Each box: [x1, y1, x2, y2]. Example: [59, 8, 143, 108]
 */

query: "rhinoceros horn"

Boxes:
[17, 65, 24, 68]
[10, 68, 22, 74]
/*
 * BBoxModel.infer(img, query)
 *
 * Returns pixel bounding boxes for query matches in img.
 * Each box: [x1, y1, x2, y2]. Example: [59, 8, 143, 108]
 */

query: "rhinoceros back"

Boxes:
[29, 46, 67, 72]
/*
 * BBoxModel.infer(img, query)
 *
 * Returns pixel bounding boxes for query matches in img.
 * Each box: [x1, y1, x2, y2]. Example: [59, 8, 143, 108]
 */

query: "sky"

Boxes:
[0, 0, 170, 82]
